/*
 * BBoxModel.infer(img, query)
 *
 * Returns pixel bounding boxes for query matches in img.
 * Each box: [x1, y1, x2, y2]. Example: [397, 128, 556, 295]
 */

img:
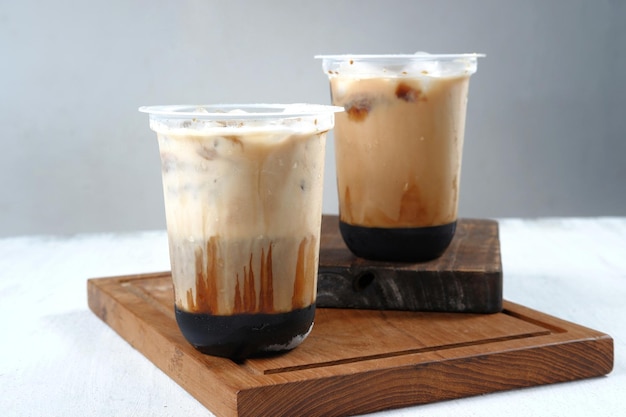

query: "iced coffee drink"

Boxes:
[317, 54, 482, 262]
[139, 104, 341, 360]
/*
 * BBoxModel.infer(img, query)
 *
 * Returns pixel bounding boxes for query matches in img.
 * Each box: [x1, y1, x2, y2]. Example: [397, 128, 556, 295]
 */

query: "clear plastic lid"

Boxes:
[139, 104, 344, 134]
[139, 104, 343, 119]
[315, 53, 485, 78]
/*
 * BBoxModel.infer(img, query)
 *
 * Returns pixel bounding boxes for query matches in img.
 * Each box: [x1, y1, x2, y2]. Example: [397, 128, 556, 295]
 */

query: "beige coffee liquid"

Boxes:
[330, 75, 470, 228]
[156, 128, 327, 315]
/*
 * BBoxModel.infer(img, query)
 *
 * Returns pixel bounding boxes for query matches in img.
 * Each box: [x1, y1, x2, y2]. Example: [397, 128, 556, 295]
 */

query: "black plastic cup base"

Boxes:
[339, 220, 457, 262]
[175, 304, 315, 362]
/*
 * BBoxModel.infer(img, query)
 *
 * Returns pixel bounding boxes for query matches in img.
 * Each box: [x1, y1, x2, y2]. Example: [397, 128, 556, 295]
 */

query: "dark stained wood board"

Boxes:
[87, 272, 613, 417]
[318, 215, 503, 313]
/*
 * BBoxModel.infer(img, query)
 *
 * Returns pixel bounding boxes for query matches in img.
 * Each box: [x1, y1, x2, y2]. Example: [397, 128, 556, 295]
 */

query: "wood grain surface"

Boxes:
[318, 215, 503, 312]
[88, 272, 613, 417]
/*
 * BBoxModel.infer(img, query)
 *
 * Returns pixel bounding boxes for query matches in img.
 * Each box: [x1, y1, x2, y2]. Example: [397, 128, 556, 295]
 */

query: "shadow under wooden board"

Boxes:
[88, 273, 613, 417]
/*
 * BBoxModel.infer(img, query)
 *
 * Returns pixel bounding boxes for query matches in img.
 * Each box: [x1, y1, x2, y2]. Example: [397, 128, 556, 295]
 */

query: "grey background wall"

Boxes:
[1, 0, 625, 237]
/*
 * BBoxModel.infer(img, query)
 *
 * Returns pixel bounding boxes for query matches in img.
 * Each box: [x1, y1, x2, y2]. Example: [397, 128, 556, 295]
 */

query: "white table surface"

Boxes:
[1, 217, 624, 417]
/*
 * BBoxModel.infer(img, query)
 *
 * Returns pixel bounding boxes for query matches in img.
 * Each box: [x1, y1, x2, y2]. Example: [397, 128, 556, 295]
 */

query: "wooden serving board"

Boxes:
[88, 273, 613, 417]
[317, 216, 502, 313]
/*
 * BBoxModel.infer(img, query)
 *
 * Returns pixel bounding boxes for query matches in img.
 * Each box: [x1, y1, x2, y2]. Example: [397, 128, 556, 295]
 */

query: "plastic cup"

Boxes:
[139, 104, 342, 360]
[316, 53, 483, 262]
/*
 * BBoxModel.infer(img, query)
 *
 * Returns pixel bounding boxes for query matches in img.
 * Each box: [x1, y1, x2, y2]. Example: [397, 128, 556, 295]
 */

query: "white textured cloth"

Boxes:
[1, 218, 625, 417]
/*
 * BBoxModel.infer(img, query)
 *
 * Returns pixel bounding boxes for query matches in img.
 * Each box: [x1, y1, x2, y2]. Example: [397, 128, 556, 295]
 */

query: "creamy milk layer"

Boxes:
[330, 74, 470, 228]
[156, 124, 328, 316]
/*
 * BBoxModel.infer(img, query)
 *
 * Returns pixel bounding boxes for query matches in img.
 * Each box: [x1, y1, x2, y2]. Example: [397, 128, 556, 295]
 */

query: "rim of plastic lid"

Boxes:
[138, 104, 344, 119]
[314, 53, 486, 61]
